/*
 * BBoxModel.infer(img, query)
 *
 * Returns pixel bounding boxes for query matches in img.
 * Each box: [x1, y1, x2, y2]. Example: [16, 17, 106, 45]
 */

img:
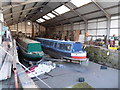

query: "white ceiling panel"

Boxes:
[76, 3, 100, 15]
[106, 7, 118, 15]
[13, 13, 20, 17]
[2, 2, 10, 7]
[24, 3, 34, 9]
[70, 17, 81, 22]
[22, 11, 29, 15]
[84, 11, 105, 19]
[96, 1, 118, 9]
[35, 2, 43, 7]
[47, 2, 61, 9]
[3, 9, 11, 14]
[4, 15, 11, 20]
[63, 11, 78, 19]
[12, 6, 23, 12]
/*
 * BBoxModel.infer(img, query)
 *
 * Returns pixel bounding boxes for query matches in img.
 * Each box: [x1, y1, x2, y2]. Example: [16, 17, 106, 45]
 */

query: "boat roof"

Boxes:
[19, 38, 40, 44]
[35, 37, 81, 44]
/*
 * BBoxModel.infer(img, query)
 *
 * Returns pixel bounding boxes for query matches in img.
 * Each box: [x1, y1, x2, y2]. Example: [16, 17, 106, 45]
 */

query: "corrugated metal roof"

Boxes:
[1, 0, 119, 26]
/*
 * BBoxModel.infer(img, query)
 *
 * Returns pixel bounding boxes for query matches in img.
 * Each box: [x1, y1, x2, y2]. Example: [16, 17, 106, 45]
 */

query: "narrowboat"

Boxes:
[17, 38, 44, 61]
[35, 38, 89, 65]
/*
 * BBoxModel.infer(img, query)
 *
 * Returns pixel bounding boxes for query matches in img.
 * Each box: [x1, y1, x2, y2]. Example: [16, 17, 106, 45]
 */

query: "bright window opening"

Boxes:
[27, 22, 31, 25]
[36, 18, 45, 23]
[70, 0, 91, 7]
[47, 13, 55, 18]
[43, 15, 51, 20]
[52, 11, 59, 15]
[36, 20, 41, 23]
[54, 5, 70, 14]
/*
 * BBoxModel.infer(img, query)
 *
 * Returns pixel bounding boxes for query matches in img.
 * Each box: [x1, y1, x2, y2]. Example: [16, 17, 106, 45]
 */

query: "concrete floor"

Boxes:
[0, 71, 22, 89]
[33, 61, 119, 88]
[0, 72, 15, 89]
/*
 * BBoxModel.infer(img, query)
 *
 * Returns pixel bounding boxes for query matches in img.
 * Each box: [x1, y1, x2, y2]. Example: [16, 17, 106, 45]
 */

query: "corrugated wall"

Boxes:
[9, 21, 46, 37]
[55, 15, 119, 41]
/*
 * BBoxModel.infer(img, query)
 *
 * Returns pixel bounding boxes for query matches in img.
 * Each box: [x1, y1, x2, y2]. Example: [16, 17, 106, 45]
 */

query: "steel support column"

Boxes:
[92, 0, 111, 39]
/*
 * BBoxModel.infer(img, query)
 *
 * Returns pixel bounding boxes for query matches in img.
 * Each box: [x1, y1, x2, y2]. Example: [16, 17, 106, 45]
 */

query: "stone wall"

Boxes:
[84, 45, 120, 69]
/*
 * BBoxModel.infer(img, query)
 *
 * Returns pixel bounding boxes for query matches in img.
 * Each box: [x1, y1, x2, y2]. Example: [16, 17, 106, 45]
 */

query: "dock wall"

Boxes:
[84, 45, 120, 69]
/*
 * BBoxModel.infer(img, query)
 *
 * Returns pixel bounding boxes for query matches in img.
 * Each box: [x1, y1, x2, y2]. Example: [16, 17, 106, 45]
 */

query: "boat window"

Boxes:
[49, 42, 53, 46]
[57, 43, 60, 48]
[46, 41, 49, 45]
[59, 43, 65, 49]
[62, 44, 66, 50]
[64, 44, 71, 51]
[54, 43, 57, 48]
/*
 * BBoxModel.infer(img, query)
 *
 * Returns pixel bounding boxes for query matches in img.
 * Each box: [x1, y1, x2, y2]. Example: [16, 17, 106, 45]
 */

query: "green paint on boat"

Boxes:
[17, 38, 44, 61]
[27, 43, 42, 53]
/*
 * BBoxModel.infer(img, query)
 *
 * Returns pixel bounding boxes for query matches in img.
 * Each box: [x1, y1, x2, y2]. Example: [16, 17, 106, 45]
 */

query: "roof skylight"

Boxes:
[47, 13, 55, 18]
[36, 18, 45, 23]
[43, 15, 51, 20]
[70, 0, 91, 7]
[54, 5, 70, 14]
[36, 20, 41, 23]
[52, 11, 59, 15]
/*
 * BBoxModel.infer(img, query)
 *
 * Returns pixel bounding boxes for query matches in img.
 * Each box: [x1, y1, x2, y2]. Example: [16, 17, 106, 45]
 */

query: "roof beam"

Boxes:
[18, 5, 26, 23]
[2, 0, 48, 10]
[91, 0, 111, 38]
[63, 2, 87, 23]
[43, 5, 73, 27]
[23, 2, 38, 21]
[63, 2, 88, 41]
[91, 0, 110, 19]
[4, 5, 43, 17]
[10, 1, 13, 25]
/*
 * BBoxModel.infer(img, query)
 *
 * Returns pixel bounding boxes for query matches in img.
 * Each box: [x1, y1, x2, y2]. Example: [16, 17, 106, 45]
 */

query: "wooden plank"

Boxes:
[16, 64, 39, 89]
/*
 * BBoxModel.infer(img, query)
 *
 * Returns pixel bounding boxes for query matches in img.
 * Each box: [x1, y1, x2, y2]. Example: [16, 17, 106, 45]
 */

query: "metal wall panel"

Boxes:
[88, 22, 97, 29]
[111, 15, 119, 19]
[97, 29, 106, 35]
[88, 19, 97, 23]
[67, 24, 71, 30]
[110, 19, 118, 28]
[73, 24, 80, 30]
[98, 18, 107, 21]
[80, 24, 85, 30]
[64, 25, 68, 30]
[88, 30, 96, 35]
[98, 21, 107, 29]
[110, 29, 118, 36]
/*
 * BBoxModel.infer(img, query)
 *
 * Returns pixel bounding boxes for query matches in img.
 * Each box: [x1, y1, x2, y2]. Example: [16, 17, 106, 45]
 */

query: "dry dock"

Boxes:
[31, 61, 119, 88]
